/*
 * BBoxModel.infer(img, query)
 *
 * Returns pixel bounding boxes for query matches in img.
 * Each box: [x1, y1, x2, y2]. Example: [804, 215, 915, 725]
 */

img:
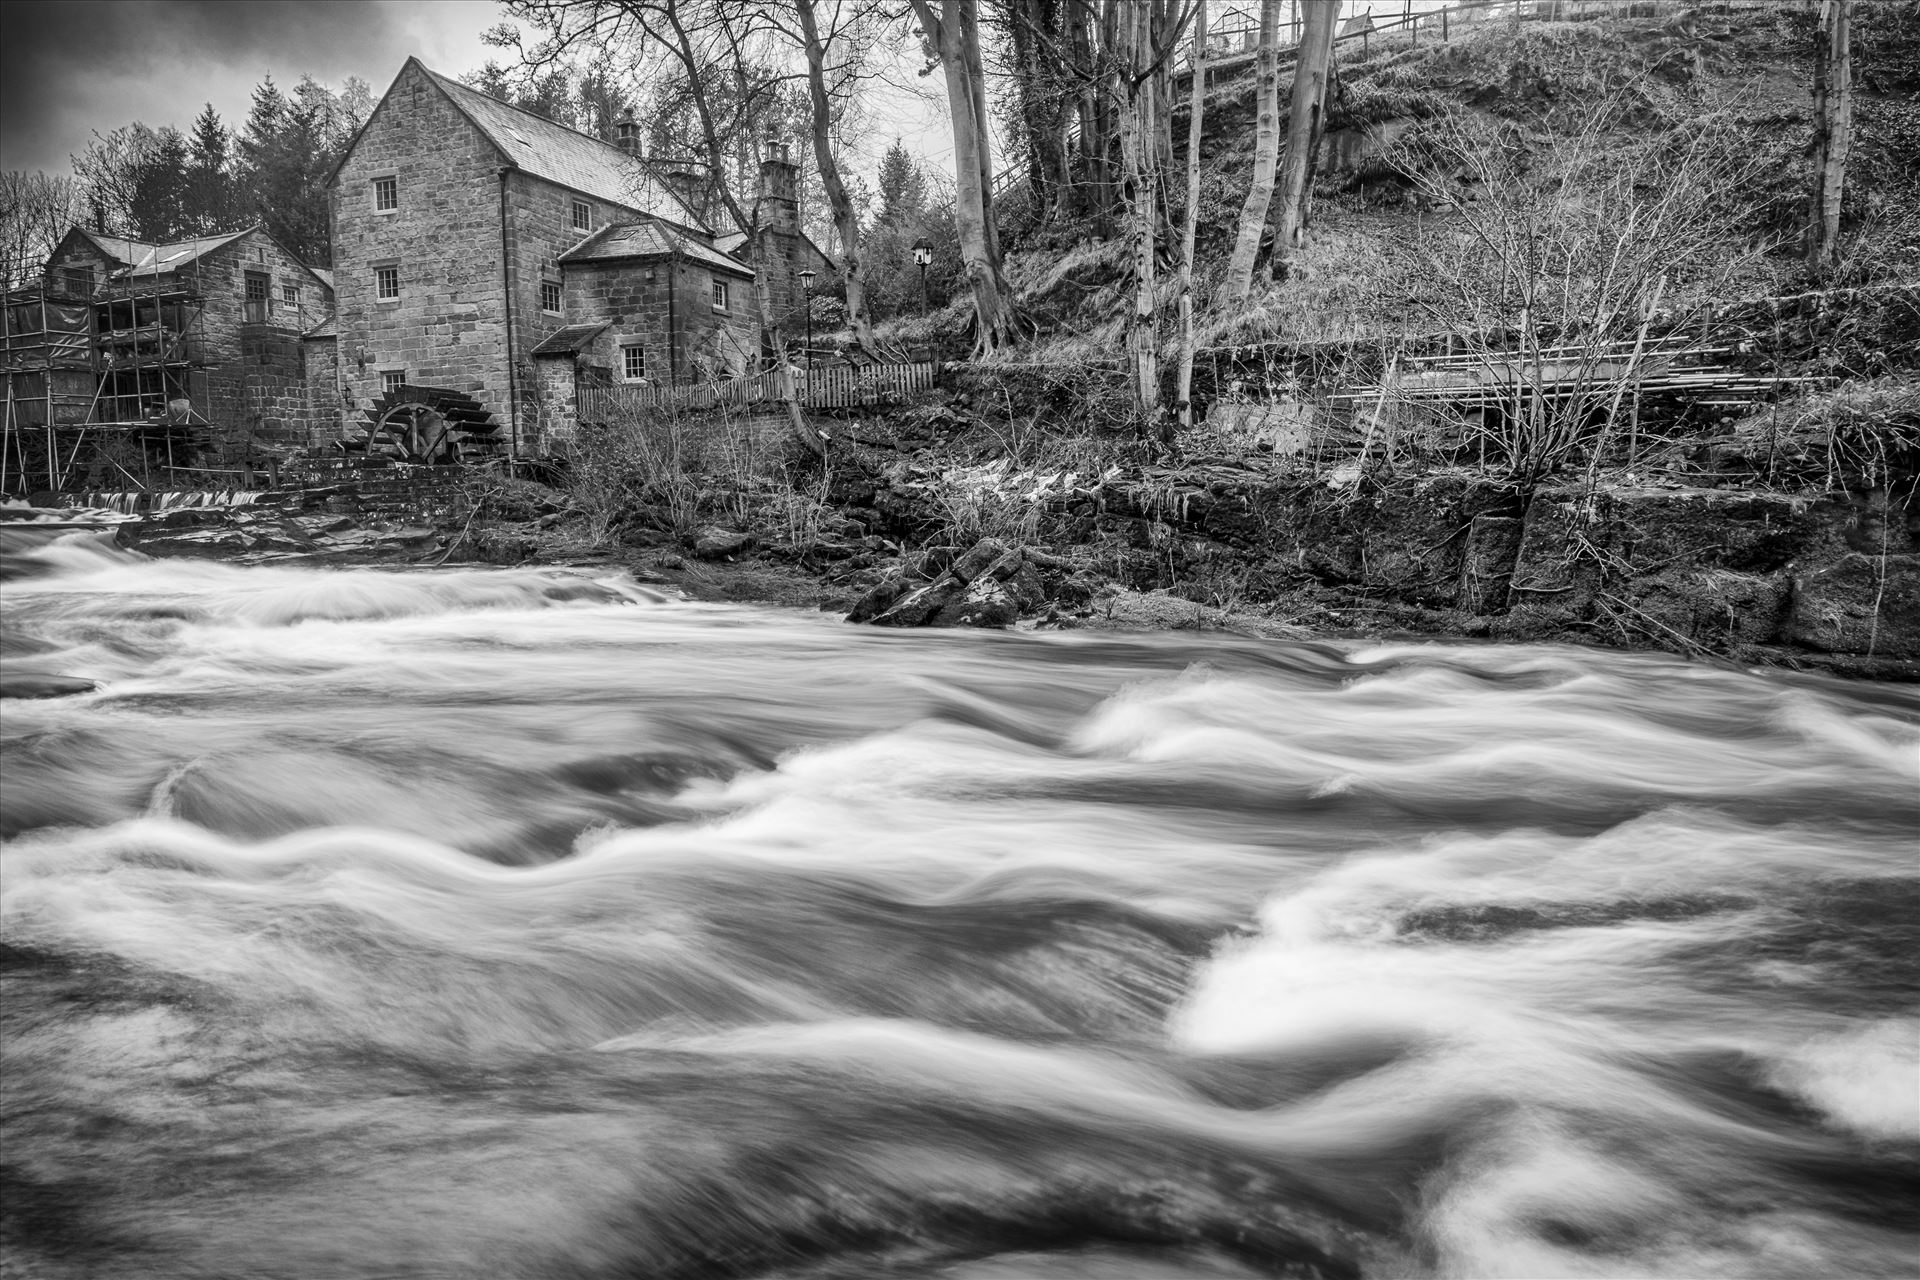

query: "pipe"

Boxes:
[667, 252, 678, 384]
[498, 167, 520, 459]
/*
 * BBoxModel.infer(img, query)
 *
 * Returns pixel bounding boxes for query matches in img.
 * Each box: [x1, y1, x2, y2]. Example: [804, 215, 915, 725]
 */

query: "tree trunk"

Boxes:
[1223, 0, 1282, 304]
[1270, 0, 1340, 279]
[911, 0, 1021, 354]
[795, 0, 874, 348]
[1807, 0, 1853, 275]
[1176, 0, 1207, 432]
[1068, 0, 1104, 222]
[1116, 1, 1159, 425]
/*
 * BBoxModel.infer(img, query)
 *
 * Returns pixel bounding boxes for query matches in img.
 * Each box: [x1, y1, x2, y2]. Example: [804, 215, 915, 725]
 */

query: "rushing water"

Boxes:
[2, 531, 1916, 1280]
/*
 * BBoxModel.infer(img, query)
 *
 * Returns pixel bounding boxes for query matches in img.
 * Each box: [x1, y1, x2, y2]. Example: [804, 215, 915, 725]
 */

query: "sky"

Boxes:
[0, 0, 954, 185]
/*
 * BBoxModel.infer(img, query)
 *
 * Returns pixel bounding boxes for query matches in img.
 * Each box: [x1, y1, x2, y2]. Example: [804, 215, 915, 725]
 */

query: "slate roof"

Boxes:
[304, 318, 338, 339]
[420, 65, 709, 235]
[79, 227, 253, 278]
[530, 322, 610, 356]
[559, 221, 755, 279]
[309, 268, 334, 292]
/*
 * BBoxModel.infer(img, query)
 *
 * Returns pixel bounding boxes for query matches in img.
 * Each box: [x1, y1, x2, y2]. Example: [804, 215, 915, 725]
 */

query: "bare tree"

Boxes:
[1269, 0, 1338, 280]
[1175, 1, 1206, 431]
[0, 171, 80, 290]
[1223, 0, 1281, 304]
[908, 0, 1022, 354]
[1807, 0, 1853, 275]
[791, 0, 876, 347]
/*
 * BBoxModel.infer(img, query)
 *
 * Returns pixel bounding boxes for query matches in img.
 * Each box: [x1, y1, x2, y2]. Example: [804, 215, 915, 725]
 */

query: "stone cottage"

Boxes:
[11, 226, 336, 460]
[329, 57, 827, 456]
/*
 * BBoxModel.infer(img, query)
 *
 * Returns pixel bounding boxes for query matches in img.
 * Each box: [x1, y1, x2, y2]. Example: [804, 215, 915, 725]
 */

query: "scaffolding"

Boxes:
[1, 248, 214, 497]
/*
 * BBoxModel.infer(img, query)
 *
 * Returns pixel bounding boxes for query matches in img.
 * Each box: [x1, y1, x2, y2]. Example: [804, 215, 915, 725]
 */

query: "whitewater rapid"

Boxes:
[2, 531, 1916, 1280]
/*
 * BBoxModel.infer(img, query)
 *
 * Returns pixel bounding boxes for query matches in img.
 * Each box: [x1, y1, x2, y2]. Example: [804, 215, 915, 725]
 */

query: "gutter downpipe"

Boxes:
[666, 246, 679, 384]
[497, 166, 520, 461]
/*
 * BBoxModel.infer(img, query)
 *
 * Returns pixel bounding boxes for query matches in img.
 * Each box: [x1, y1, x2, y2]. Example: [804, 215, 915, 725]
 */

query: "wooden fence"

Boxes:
[577, 360, 939, 422]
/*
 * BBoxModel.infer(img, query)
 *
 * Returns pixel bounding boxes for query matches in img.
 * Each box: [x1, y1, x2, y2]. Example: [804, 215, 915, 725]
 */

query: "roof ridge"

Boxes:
[425, 66, 634, 159]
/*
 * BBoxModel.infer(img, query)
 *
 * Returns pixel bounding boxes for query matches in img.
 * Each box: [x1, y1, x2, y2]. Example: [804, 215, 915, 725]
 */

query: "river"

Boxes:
[2, 530, 1916, 1280]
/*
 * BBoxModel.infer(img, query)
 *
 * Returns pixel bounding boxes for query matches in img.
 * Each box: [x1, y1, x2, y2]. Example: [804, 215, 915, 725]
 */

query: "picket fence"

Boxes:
[578, 361, 938, 421]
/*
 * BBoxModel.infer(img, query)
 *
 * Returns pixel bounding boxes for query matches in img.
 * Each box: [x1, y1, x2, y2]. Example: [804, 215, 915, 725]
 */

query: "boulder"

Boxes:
[951, 537, 1008, 583]
[693, 527, 756, 560]
[1783, 553, 1920, 657]
[936, 576, 1020, 628]
[870, 574, 963, 627]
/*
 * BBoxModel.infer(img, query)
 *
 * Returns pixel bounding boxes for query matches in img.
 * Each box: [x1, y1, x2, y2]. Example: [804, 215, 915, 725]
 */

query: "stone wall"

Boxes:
[1085, 471, 1919, 674]
[332, 59, 512, 434]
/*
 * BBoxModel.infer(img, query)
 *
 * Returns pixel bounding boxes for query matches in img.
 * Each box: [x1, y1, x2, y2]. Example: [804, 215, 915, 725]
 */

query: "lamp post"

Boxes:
[797, 267, 817, 404]
[912, 239, 933, 311]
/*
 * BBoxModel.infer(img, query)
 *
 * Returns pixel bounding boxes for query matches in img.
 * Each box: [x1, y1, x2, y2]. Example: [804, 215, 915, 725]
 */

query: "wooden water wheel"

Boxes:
[359, 386, 501, 464]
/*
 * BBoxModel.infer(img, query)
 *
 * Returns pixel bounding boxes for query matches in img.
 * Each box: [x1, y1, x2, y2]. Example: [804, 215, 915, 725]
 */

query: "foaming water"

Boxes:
[3, 530, 1916, 1280]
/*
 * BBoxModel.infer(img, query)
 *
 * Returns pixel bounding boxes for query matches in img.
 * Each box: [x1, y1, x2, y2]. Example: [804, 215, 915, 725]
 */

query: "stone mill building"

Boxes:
[329, 57, 826, 456]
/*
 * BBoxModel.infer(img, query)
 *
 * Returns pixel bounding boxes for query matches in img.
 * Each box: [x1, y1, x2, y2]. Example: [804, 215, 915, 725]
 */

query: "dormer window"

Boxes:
[572, 200, 592, 231]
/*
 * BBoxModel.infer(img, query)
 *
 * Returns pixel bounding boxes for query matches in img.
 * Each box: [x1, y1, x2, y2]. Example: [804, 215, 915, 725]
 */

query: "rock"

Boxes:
[473, 530, 536, 564]
[1783, 553, 1920, 657]
[846, 576, 910, 623]
[981, 548, 1025, 582]
[936, 576, 1019, 628]
[915, 545, 959, 577]
[951, 537, 1008, 582]
[0, 670, 97, 699]
[693, 527, 756, 560]
[870, 574, 963, 627]
[1004, 563, 1049, 613]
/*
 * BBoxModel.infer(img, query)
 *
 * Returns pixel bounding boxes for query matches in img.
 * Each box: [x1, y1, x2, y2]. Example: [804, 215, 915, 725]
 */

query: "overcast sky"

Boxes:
[0, 0, 953, 185]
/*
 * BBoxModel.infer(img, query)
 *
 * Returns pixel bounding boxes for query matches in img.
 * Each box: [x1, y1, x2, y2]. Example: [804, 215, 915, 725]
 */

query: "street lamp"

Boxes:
[912, 239, 933, 311]
[797, 267, 817, 402]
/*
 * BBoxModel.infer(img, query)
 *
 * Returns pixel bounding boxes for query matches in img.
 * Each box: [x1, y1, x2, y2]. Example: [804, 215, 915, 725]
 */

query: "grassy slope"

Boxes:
[880, 3, 1918, 363]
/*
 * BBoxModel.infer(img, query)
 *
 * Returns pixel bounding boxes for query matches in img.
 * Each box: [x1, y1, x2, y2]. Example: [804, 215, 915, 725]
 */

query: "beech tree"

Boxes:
[1269, 0, 1339, 280]
[1174, 1, 1206, 430]
[907, 0, 1023, 354]
[1223, 0, 1281, 304]
[791, 0, 877, 346]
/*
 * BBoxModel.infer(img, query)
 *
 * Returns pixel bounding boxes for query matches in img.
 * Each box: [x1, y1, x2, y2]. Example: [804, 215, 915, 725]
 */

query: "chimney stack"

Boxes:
[617, 108, 641, 157]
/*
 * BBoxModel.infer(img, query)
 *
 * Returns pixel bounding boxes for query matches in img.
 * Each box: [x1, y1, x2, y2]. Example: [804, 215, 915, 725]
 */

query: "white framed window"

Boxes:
[572, 200, 592, 231]
[375, 266, 399, 301]
[621, 344, 646, 381]
[282, 283, 301, 306]
[374, 176, 398, 212]
[711, 280, 729, 311]
[540, 280, 562, 314]
[382, 369, 407, 394]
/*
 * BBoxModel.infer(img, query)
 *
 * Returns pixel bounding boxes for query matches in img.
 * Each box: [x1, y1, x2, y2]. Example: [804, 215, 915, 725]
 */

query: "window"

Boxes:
[375, 266, 400, 301]
[382, 370, 407, 394]
[711, 280, 729, 311]
[282, 283, 301, 306]
[540, 280, 562, 313]
[572, 200, 592, 231]
[59, 266, 93, 296]
[244, 272, 270, 324]
[374, 177, 398, 212]
[621, 345, 646, 381]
